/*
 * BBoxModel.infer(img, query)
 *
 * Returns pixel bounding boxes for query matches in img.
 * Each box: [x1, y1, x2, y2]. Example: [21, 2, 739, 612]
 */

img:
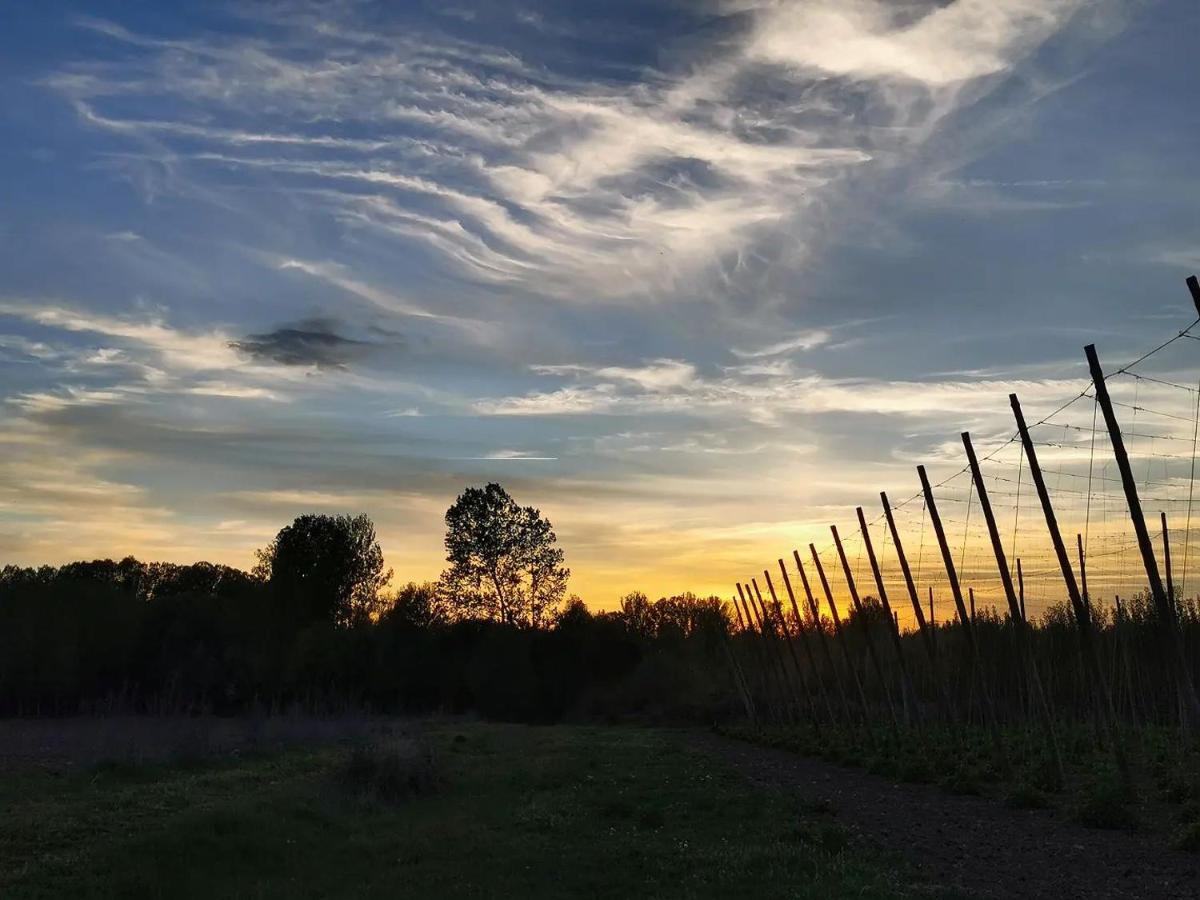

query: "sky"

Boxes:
[2, 0, 1200, 611]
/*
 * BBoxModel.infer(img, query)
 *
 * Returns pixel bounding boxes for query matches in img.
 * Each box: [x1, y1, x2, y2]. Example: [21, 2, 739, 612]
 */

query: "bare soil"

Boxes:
[691, 730, 1200, 900]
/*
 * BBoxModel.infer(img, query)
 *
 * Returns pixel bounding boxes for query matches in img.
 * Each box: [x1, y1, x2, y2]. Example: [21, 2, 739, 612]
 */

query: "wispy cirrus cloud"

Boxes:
[2, 0, 1168, 605]
[47, 1, 1091, 307]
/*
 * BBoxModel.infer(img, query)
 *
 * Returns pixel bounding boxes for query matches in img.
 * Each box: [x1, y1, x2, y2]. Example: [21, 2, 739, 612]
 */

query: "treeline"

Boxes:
[0, 559, 735, 722]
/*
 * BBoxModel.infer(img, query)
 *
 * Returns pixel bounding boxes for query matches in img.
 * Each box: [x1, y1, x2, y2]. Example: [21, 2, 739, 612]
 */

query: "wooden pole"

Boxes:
[810, 544, 871, 722]
[1084, 345, 1200, 726]
[791, 550, 854, 723]
[720, 616, 757, 725]
[752, 578, 800, 723]
[1077, 534, 1091, 613]
[857, 506, 918, 723]
[880, 492, 938, 666]
[731, 593, 748, 631]
[738, 582, 788, 724]
[918, 465, 1004, 752]
[963, 431, 1062, 777]
[777, 559, 837, 724]
[969, 587, 977, 624]
[1010, 391, 1128, 761]
[832, 524, 898, 727]
[1017, 558, 1026, 624]
[1162, 512, 1176, 616]
[764, 570, 820, 729]
[917, 466, 977, 642]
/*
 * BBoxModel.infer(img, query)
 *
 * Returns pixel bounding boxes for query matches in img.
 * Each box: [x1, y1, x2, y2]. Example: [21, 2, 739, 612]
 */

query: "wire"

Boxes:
[1084, 395, 1099, 556]
[1183, 377, 1200, 598]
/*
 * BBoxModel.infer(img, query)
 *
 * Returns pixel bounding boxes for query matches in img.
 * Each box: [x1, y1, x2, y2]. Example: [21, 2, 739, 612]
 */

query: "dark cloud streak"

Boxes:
[230, 317, 394, 370]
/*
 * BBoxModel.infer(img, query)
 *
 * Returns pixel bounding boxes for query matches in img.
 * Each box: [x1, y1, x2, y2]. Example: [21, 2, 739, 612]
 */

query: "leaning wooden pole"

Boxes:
[732, 592, 772, 722]
[752, 578, 801, 723]
[917, 467, 981, 653]
[764, 570, 821, 729]
[832, 525, 898, 728]
[1084, 344, 1200, 727]
[880, 492, 939, 667]
[810, 544, 872, 723]
[720, 613, 757, 725]
[962, 431, 1063, 780]
[857, 506, 919, 724]
[738, 582, 787, 723]
[1017, 558, 1026, 624]
[792, 550, 854, 723]
[1010, 392, 1128, 762]
[777, 559, 837, 725]
[1162, 512, 1176, 616]
[1077, 534, 1091, 613]
[918, 464, 1005, 758]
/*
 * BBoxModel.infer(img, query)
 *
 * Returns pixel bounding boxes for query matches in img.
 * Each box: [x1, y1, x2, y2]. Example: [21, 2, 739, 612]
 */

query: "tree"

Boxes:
[439, 483, 569, 627]
[254, 514, 391, 627]
[382, 581, 451, 630]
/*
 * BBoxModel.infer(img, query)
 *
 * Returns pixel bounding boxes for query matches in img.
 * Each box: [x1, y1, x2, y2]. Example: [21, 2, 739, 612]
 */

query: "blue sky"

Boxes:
[2, 0, 1199, 605]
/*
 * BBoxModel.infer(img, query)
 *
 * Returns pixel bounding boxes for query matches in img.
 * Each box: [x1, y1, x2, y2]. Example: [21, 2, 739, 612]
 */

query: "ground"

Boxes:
[0, 719, 919, 899]
[695, 731, 1200, 900]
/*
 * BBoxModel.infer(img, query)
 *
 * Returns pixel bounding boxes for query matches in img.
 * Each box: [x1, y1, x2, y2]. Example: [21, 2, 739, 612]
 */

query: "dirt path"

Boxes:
[690, 731, 1199, 899]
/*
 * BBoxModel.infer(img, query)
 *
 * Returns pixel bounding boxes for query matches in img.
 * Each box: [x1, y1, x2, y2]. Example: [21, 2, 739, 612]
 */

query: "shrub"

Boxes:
[340, 738, 439, 804]
[1073, 772, 1136, 831]
[1173, 820, 1200, 852]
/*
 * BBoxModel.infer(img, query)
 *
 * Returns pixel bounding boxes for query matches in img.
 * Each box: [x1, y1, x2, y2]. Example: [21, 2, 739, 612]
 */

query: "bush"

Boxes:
[1073, 772, 1136, 831]
[1174, 820, 1200, 852]
[340, 738, 440, 804]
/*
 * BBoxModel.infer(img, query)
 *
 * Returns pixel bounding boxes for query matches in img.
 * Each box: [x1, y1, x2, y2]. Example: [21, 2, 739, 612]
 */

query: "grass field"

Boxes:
[0, 720, 925, 898]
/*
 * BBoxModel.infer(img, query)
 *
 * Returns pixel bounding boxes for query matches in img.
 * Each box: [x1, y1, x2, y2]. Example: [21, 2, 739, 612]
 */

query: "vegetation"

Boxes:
[5, 477, 1200, 853]
[254, 513, 391, 627]
[0, 722, 920, 899]
[0, 484, 733, 721]
[439, 483, 569, 627]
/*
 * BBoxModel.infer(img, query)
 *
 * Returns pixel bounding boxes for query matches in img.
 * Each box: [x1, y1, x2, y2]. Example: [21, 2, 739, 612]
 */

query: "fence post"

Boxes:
[1084, 344, 1200, 727]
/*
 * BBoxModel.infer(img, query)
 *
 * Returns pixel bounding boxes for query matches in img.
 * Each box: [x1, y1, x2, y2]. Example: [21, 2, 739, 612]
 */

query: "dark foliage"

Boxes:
[438, 483, 569, 627]
[0, 555, 732, 723]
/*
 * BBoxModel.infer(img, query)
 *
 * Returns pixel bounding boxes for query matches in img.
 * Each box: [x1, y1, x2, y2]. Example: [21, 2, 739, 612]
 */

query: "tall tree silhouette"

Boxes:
[255, 514, 390, 627]
[439, 483, 569, 627]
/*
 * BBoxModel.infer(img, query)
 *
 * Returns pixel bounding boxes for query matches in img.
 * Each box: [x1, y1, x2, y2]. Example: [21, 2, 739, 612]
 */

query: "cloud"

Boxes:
[0, 300, 241, 372]
[732, 328, 832, 358]
[477, 355, 1093, 429]
[230, 317, 381, 370]
[746, 0, 1085, 87]
[48, 2, 1083, 307]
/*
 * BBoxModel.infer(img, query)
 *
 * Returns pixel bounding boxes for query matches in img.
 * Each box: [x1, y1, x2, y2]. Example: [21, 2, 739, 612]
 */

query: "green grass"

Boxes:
[0, 722, 923, 899]
[721, 721, 1200, 838]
